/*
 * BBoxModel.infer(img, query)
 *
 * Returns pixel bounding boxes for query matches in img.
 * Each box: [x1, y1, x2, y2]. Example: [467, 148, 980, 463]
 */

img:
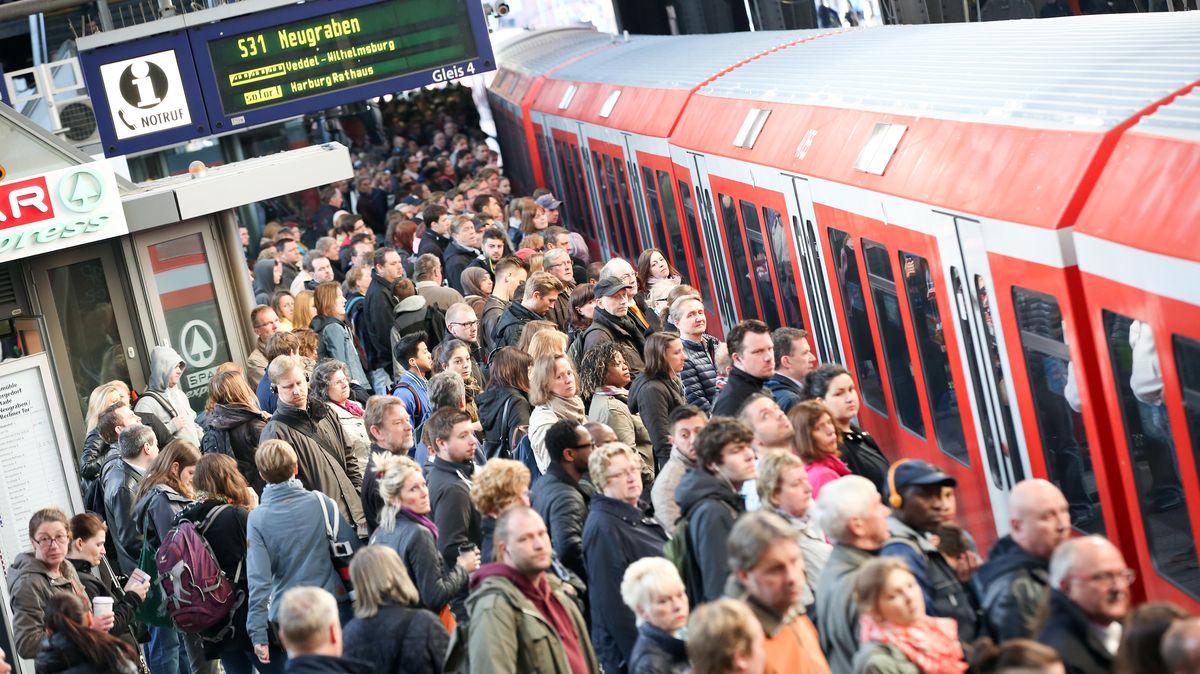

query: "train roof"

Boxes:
[697, 13, 1200, 131]
[1132, 87, 1200, 141]
[547, 30, 827, 90]
[494, 27, 617, 77]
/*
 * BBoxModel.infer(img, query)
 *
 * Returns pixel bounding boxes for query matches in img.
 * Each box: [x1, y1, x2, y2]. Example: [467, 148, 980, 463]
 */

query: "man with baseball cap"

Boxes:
[535, 194, 563, 226]
[579, 275, 646, 375]
[879, 459, 982, 643]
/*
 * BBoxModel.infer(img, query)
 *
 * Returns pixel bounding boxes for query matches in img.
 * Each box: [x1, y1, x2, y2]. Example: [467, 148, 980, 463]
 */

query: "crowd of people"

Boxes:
[6, 83, 1200, 674]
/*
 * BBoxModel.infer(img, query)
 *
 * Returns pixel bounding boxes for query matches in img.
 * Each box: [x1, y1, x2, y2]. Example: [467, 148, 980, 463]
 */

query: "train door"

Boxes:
[670, 161, 725, 339]
[621, 135, 654, 249]
[786, 177, 844, 366]
[686, 153, 740, 334]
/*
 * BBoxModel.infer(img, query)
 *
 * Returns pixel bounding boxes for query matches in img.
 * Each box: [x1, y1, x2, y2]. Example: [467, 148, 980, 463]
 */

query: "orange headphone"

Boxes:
[887, 459, 912, 509]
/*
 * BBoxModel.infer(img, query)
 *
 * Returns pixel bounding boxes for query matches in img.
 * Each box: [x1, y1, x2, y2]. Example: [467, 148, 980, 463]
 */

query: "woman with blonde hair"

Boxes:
[527, 329, 569, 362]
[756, 449, 830, 613]
[342, 546, 449, 674]
[469, 459, 531, 562]
[622, 557, 690, 674]
[79, 380, 131, 488]
[515, 320, 558, 353]
[270, 291, 295, 332]
[311, 281, 370, 390]
[527, 354, 587, 475]
[291, 290, 316, 337]
[175, 454, 269, 673]
[368, 453, 480, 625]
[789, 400, 851, 499]
[204, 369, 270, 491]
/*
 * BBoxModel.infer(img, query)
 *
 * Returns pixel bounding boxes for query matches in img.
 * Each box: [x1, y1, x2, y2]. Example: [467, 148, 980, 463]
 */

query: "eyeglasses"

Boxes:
[449, 320, 478, 328]
[1072, 569, 1136, 586]
[571, 441, 594, 451]
[255, 319, 279, 329]
[606, 467, 640, 481]
[34, 534, 69, 549]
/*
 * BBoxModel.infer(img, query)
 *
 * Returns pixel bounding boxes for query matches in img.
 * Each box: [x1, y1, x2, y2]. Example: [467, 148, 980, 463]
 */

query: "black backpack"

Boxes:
[200, 425, 234, 459]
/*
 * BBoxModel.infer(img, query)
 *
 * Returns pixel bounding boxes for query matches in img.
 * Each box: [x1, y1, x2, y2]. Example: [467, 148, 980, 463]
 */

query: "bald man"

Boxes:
[1038, 536, 1132, 674]
[1163, 618, 1200, 674]
[443, 302, 485, 385]
[974, 479, 1071, 639]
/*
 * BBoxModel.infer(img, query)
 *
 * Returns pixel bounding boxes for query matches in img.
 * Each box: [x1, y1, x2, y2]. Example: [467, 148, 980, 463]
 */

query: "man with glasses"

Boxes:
[530, 420, 595, 583]
[444, 302, 485, 383]
[544, 248, 577, 332]
[246, 305, 280, 389]
[1038, 536, 1133, 674]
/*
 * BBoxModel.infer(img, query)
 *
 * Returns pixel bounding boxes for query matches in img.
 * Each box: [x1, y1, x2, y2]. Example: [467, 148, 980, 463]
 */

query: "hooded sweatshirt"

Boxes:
[253, 258, 278, 305]
[135, 345, 201, 444]
[470, 563, 590, 674]
[675, 467, 746, 604]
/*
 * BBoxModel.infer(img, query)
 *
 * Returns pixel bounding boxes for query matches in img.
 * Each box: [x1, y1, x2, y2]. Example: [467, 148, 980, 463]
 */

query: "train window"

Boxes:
[601, 154, 628, 257]
[1013, 288, 1101, 533]
[805, 218, 841, 365]
[678, 181, 715, 317]
[594, 154, 622, 257]
[641, 166, 668, 250]
[1103, 311, 1199, 599]
[901, 252, 967, 463]
[827, 228, 887, 414]
[658, 171, 689, 285]
[862, 239, 924, 437]
[615, 162, 640, 250]
[718, 193, 758, 320]
[763, 207, 803, 329]
[974, 276, 1024, 484]
[569, 146, 596, 239]
[740, 200, 782, 328]
[952, 270, 1003, 489]
[1174, 335, 1200, 482]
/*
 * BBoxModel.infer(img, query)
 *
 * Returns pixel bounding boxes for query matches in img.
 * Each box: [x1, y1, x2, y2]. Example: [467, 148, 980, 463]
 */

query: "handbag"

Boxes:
[132, 516, 171, 627]
[313, 492, 355, 598]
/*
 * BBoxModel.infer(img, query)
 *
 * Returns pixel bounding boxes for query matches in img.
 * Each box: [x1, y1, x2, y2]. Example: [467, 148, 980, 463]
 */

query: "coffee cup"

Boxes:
[92, 596, 114, 617]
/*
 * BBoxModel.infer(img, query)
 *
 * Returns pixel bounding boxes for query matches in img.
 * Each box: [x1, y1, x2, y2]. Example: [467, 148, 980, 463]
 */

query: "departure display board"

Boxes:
[206, 0, 480, 116]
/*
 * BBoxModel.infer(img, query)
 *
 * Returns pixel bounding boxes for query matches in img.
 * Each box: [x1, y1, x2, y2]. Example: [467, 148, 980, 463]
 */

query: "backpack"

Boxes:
[662, 515, 695, 606]
[512, 434, 542, 484]
[156, 505, 241, 634]
[199, 425, 233, 459]
[391, 380, 427, 442]
[567, 324, 606, 366]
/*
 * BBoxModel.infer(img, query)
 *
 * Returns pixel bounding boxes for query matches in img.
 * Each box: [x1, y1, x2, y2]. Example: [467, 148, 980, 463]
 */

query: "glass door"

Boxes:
[133, 222, 246, 415]
[31, 243, 147, 444]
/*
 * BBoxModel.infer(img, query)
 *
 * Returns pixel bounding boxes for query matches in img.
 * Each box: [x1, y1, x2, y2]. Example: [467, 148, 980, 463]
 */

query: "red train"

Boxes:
[486, 15, 1200, 610]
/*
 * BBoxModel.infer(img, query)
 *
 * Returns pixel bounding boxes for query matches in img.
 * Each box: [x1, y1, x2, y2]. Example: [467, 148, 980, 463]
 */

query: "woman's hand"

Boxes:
[456, 548, 481, 573]
[254, 644, 270, 664]
[123, 575, 150, 600]
[92, 612, 115, 632]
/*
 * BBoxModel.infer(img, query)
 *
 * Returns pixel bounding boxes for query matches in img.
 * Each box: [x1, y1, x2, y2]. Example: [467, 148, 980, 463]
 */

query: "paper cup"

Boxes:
[92, 596, 114, 617]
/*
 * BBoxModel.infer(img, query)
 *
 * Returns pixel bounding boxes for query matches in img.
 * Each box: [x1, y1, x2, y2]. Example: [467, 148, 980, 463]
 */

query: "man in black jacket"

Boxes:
[102, 424, 158, 575]
[767, 327, 815, 413]
[974, 479, 1070, 640]
[530, 420, 595, 582]
[276, 237, 303, 292]
[275, 587, 372, 673]
[1038, 536, 1131, 674]
[675, 417, 756, 605]
[711, 320, 774, 417]
[363, 247, 405, 393]
[491, 271, 562, 349]
[425, 407, 482, 622]
[416, 205, 452, 260]
[361, 396, 415, 535]
[442, 215, 485, 295]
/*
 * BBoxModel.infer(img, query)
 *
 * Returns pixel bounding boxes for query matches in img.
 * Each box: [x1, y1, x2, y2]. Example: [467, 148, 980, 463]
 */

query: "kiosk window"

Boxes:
[901, 251, 966, 462]
[1103, 311, 1199, 599]
[827, 228, 886, 414]
[862, 239, 923, 437]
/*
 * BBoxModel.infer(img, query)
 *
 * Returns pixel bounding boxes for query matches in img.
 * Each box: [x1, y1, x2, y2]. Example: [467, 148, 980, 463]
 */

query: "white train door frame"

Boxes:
[785, 175, 845, 367]
[687, 152, 740, 333]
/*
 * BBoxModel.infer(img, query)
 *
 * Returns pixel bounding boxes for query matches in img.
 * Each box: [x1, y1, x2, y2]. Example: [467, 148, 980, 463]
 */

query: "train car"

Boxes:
[490, 12, 1200, 609]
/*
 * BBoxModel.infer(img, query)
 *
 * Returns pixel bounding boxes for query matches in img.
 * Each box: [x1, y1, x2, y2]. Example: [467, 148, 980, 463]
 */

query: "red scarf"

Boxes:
[333, 399, 364, 417]
[859, 614, 967, 674]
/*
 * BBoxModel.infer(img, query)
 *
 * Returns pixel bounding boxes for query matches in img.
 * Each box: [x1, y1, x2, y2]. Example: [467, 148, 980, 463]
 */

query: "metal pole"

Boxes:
[96, 0, 115, 30]
[744, 0, 758, 30]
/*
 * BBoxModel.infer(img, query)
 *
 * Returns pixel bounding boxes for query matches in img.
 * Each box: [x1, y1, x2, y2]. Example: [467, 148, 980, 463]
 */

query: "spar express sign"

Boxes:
[0, 162, 128, 264]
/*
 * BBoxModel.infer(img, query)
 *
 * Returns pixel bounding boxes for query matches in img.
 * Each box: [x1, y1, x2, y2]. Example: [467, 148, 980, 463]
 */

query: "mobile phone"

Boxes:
[129, 568, 150, 585]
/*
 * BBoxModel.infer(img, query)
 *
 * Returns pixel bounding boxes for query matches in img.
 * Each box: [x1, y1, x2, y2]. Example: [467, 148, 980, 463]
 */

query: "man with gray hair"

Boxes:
[725, 512, 830, 674]
[543, 247, 577, 332]
[102, 424, 159, 574]
[811, 475, 891, 674]
[427, 370, 484, 464]
[1162, 618, 1200, 674]
[1037, 535, 1132, 674]
[599, 258, 660, 332]
[276, 586, 369, 671]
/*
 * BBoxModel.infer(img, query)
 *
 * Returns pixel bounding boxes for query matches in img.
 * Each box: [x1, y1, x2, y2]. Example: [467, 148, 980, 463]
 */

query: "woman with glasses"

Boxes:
[582, 443, 669, 674]
[310, 359, 371, 489]
[8, 508, 89, 659]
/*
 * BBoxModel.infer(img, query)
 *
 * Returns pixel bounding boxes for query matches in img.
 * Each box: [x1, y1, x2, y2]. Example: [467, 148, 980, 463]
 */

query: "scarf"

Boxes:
[332, 399, 364, 417]
[401, 508, 439, 539]
[595, 307, 647, 354]
[858, 613, 967, 674]
[595, 385, 629, 402]
[549, 394, 587, 424]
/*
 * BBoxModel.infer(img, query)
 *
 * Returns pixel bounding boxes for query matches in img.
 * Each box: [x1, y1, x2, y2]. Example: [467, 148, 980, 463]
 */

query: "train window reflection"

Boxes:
[615, 162, 640, 249]
[862, 240, 924, 437]
[974, 276, 1023, 483]
[740, 201, 781, 328]
[1174, 335, 1200, 490]
[1103, 311, 1198, 599]
[763, 207, 803, 329]
[901, 252, 967, 463]
[678, 181, 714, 317]
[827, 228, 886, 414]
[642, 166, 668, 251]
[658, 172, 689, 284]
[717, 193, 758, 321]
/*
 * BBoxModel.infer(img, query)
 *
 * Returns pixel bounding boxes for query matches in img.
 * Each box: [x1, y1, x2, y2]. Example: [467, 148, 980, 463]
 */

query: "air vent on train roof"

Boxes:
[733, 108, 770, 149]
[599, 90, 621, 118]
[559, 85, 577, 110]
[854, 123, 907, 176]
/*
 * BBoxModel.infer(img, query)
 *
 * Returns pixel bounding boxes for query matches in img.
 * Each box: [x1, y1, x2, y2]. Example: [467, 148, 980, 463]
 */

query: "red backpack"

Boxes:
[155, 505, 242, 634]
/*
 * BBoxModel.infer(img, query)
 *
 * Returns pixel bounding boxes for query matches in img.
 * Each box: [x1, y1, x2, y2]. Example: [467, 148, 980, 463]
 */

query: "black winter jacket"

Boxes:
[342, 603, 449, 674]
[1036, 590, 1115, 674]
[417, 229, 451, 261]
[204, 403, 270, 491]
[34, 633, 138, 674]
[370, 510, 469, 613]
[710, 368, 770, 417]
[582, 309, 647, 376]
[839, 425, 890, 494]
[476, 386, 531, 459]
[442, 241, 483, 295]
[176, 499, 253, 658]
[583, 495, 669, 674]
[679, 335, 719, 413]
[530, 463, 594, 583]
[67, 558, 142, 647]
[100, 455, 143, 575]
[491, 301, 545, 350]
[364, 271, 399, 373]
[628, 623, 688, 674]
[973, 534, 1050, 640]
[629, 374, 686, 472]
[78, 429, 107, 484]
[283, 654, 374, 673]
[426, 457, 482, 621]
[676, 468, 745, 604]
